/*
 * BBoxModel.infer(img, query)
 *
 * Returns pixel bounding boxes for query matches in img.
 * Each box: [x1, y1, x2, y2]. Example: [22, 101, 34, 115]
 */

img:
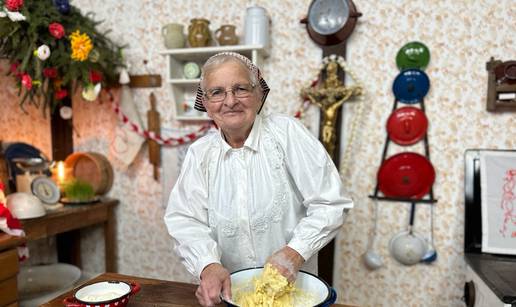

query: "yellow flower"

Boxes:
[69, 30, 93, 61]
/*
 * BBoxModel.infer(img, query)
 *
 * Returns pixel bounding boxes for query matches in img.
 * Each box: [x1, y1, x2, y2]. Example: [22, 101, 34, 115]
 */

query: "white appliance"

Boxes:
[463, 150, 516, 307]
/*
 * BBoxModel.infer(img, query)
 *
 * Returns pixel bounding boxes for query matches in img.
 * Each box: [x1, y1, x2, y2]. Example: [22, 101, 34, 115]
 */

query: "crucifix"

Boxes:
[300, 0, 361, 285]
[301, 60, 363, 158]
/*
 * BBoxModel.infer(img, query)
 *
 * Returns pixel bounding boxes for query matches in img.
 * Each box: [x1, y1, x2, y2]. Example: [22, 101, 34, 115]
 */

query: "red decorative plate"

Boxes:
[386, 106, 428, 145]
[377, 152, 435, 199]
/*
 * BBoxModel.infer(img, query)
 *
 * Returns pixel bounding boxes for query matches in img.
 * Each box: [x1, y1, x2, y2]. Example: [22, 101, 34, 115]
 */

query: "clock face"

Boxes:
[308, 0, 350, 35]
[31, 176, 61, 204]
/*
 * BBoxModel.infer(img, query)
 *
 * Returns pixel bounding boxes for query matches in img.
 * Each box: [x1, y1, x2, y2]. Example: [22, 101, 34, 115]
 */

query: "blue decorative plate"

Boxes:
[392, 69, 430, 104]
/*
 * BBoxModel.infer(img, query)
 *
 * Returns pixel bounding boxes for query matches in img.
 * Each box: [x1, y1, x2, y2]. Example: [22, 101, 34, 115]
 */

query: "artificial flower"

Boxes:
[35, 44, 51, 60]
[81, 83, 101, 101]
[69, 30, 93, 61]
[5, 0, 24, 11]
[48, 22, 65, 39]
[59, 106, 73, 119]
[89, 70, 102, 83]
[54, 88, 68, 100]
[21, 74, 32, 90]
[53, 0, 70, 14]
[0, 7, 26, 21]
[43, 67, 58, 78]
[9, 62, 22, 78]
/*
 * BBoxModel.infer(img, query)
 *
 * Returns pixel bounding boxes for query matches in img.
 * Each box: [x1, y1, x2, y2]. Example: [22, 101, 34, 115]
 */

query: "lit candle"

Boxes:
[56, 161, 66, 186]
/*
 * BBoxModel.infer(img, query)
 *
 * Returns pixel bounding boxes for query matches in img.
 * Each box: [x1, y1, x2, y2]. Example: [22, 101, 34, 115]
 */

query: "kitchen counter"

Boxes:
[42, 272, 358, 307]
[465, 253, 516, 304]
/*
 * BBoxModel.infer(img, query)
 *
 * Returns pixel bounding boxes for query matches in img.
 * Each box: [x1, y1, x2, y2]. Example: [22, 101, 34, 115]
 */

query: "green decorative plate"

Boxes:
[396, 41, 430, 71]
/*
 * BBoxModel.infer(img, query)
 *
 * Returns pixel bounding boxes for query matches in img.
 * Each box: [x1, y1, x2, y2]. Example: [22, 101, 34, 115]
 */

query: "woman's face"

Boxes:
[202, 61, 261, 136]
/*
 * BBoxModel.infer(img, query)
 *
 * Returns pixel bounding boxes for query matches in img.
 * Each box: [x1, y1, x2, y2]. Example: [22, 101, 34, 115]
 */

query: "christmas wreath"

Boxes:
[0, 0, 125, 114]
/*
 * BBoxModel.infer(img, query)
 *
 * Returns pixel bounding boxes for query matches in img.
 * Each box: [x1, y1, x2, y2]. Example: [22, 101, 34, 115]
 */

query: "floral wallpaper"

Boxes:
[1, 1, 515, 306]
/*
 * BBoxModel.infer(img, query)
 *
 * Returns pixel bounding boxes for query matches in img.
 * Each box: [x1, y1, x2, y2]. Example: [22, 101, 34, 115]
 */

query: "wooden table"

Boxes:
[20, 198, 118, 272]
[43, 272, 356, 307]
[0, 234, 26, 307]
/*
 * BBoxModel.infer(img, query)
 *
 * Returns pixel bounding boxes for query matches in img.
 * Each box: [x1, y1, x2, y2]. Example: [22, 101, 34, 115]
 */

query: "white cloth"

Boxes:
[164, 113, 353, 279]
[110, 74, 145, 168]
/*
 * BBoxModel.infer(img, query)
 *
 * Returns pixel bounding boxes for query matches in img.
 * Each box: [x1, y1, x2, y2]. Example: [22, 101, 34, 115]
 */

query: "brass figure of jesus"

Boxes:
[301, 61, 363, 158]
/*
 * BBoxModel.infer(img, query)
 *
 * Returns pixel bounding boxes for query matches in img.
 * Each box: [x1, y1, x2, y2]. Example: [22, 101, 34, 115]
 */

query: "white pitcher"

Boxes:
[244, 6, 270, 48]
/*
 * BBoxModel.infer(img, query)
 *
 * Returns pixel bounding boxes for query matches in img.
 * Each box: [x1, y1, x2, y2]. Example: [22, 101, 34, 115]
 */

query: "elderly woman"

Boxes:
[164, 52, 353, 306]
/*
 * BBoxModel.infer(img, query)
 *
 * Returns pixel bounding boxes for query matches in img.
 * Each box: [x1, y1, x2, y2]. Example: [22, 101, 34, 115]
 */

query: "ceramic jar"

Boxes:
[161, 23, 185, 49]
[187, 18, 211, 47]
[244, 6, 269, 47]
[215, 24, 239, 46]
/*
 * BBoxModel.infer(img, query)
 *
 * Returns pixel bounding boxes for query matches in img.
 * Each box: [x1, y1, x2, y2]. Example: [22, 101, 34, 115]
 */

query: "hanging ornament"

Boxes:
[53, 0, 70, 14]
[48, 22, 65, 39]
[34, 45, 51, 61]
[21, 74, 32, 90]
[81, 83, 101, 101]
[5, 0, 24, 12]
[59, 106, 73, 120]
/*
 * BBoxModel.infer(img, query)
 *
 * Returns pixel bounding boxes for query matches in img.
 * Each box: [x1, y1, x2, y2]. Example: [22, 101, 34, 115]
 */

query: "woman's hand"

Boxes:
[266, 246, 305, 283]
[196, 263, 232, 306]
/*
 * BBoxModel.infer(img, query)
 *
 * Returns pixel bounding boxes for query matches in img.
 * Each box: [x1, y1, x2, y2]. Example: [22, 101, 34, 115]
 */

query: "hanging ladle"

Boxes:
[389, 202, 427, 265]
[362, 200, 384, 270]
[421, 203, 437, 263]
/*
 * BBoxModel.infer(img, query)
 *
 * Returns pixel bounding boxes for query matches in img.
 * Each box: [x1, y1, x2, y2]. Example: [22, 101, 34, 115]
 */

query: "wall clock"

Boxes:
[301, 0, 361, 46]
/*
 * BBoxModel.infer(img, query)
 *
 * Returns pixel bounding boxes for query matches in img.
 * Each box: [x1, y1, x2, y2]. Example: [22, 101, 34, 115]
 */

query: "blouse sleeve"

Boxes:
[282, 117, 354, 261]
[164, 147, 221, 279]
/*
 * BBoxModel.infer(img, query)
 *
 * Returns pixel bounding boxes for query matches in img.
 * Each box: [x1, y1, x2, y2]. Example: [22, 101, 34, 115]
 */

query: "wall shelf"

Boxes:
[161, 44, 268, 121]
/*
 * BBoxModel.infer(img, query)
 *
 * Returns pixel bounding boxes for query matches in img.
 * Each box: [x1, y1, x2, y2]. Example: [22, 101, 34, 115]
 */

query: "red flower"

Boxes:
[9, 62, 22, 78]
[89, 70, 102, 83]
[54, 89, 68, 100]
[48, 22, 65, 39]
[43, 67, 58, 78]
[21, 74, 32, 90]
[5, 0, 24, 11]
[10, 62, 19, 73]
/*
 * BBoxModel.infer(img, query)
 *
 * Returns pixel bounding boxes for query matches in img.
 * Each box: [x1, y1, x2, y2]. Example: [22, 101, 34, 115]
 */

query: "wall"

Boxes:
[1, 1, 515, 306]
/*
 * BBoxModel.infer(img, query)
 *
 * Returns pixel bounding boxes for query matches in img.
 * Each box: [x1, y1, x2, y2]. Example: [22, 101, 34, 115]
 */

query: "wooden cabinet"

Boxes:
[160, 45, 268, 121]
[0, 234, 25, 307]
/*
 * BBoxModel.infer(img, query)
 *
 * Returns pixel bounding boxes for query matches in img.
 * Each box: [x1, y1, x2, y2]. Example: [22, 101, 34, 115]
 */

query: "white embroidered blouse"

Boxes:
[164, 113, 353, 279]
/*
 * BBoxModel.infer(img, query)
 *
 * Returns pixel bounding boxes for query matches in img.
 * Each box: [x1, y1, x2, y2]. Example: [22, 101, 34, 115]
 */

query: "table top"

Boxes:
[20, 197, 118, 241]
[43, 272, 356, 307]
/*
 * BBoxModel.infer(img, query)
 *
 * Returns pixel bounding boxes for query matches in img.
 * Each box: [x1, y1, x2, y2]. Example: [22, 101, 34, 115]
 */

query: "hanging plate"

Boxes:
[386, 106, 428, 146]
[396, 41, 431, 71]
[392, 69, 430, 104]
[377, 152, 435, 199]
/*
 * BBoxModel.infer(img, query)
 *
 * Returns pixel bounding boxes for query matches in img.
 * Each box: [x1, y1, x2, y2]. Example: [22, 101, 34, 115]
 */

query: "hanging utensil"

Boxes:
[362, 200, 384, 270]
[389, 202, 427, 265]
[392, 69, 430, 104]
[421, 203, 438, 263]
[147, 93, 161, 181]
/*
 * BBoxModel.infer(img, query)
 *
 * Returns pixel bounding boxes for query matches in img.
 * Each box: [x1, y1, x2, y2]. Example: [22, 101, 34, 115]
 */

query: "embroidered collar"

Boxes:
[219, 114, 262, 155]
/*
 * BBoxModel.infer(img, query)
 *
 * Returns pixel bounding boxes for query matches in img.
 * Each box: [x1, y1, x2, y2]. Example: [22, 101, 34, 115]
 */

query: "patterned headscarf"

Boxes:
[194, 52, 270, 113]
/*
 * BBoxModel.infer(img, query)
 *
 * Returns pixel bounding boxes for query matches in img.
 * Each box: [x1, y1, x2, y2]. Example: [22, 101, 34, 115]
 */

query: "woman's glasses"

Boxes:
[204, 83, 255, 103]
